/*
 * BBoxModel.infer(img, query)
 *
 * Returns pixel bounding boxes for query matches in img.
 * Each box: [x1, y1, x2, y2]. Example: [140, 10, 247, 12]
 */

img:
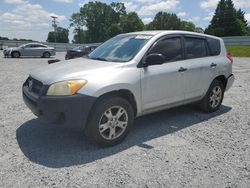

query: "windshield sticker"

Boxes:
[135, 35, 152, 40]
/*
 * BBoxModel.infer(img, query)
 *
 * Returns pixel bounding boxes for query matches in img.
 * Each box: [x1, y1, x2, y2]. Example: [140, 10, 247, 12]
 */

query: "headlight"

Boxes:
[46, 80, 87, 96]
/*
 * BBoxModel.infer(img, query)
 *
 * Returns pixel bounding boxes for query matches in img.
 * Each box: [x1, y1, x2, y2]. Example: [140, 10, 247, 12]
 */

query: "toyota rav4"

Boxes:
[22, 31, 234, 146]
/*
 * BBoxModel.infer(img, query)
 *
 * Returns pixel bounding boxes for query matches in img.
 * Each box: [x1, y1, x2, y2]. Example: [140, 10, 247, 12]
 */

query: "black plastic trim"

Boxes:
[23, 85, 96, 130]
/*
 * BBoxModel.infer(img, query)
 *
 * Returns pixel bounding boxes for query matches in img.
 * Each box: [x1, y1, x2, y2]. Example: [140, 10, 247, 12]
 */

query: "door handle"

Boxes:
[178, 67, 187, 72]
[210, 63, 217, 68]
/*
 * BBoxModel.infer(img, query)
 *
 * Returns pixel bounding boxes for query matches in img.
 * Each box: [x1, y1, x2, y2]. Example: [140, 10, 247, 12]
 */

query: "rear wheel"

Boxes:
[11, 51, 20, 58]
[85, 96, 134, 146]
[43, 52, 51, 58]
[199, 80, 224, 113]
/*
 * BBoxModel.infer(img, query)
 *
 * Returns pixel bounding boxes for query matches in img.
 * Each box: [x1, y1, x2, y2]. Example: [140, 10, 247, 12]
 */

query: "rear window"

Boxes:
[184, 37, 207, 59]
[207, 38, 221, 56]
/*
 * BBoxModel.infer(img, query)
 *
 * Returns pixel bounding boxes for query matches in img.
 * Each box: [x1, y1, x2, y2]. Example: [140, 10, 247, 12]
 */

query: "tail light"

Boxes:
[227, 52, 233, 63]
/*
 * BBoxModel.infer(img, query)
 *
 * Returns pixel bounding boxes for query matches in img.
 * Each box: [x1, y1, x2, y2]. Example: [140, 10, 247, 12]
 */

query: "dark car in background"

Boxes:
[65, 45, 99, 60]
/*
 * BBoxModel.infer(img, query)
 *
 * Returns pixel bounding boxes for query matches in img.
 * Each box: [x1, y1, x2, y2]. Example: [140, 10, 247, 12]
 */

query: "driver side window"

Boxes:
[149, 37, 183, 63]
[24, 45, 31, 48]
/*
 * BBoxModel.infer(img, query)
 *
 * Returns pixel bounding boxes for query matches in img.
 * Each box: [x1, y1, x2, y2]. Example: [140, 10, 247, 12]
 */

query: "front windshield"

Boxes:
[88, 34, 152, 62]
[19, 44, 26, 48]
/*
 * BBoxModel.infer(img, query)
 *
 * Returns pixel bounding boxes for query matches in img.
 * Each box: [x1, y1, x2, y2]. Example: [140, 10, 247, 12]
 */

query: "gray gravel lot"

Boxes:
[0, 52, 249, 187]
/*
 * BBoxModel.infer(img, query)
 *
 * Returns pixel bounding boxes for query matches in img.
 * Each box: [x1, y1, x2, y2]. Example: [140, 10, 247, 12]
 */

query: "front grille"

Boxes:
[24, 77, 43, 95]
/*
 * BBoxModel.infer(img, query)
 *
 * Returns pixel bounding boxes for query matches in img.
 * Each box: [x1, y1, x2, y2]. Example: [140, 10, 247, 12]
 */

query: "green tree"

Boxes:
[237, 8, 248, 27]
[47, 27, 69, 43]
[120, 12, 144, 33]
[180, 21, 196, 31]
[146, 12, 181, 30]
[0, 36, 9, 40]
[78, 1, 126, 42]
[205, 0, 248, 36]
[107, 23, 122, 38]
[194, 27, 204, 33]
[70, 12, 86, 43]
[72, 29, 88, 43]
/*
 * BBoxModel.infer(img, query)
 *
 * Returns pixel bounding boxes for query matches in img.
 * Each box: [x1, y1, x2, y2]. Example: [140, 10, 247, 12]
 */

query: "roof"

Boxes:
[125, 30, 221, 40]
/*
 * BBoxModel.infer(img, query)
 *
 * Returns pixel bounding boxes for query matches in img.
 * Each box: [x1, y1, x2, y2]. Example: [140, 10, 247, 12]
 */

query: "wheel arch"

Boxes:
[11, 51, 21, 57]
[214, 75, 227, 90]
[43, 51, 51, 56]
[94, 89, 138, 116]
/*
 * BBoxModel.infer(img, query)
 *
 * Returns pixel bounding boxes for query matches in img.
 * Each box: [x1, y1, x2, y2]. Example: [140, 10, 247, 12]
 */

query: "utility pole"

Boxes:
[51, 16, 58, 43]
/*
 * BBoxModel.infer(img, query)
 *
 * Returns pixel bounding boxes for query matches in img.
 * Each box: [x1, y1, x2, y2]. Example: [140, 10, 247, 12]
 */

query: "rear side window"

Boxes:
[149, 37, 183, 63]
[184, 37, 207, 59]
[207, 38, 221, 56]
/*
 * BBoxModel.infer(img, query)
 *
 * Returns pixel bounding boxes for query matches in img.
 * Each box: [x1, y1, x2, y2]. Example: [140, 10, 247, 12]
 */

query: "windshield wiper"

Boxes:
[90, 57, 108, 61]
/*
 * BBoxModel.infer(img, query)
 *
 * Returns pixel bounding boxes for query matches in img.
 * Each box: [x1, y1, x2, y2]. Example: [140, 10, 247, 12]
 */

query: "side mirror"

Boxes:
[143, 53, 164, 67]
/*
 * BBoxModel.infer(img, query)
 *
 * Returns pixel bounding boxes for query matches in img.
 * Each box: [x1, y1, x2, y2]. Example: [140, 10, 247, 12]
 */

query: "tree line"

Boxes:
[1, 0, 249, 43]
[44, 0, 248, 43]
[67, 1, 204, 43]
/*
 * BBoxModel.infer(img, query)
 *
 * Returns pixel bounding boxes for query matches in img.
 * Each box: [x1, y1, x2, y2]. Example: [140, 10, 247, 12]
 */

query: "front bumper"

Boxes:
[3, 50, 11, 57]
[225, 74, 235, 91]
[22, 81, 96, 129]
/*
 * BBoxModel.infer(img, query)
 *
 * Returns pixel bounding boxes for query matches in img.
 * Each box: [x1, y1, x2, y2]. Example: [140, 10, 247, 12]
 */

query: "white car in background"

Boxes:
[3, 43, 56, 58]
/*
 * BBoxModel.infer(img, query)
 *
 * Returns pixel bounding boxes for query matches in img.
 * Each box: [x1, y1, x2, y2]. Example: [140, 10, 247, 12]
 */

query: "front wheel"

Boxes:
[43, 52, 51, 58]
[199, 80, 224, 113]
[11, 51, 20, 58]
[85, 96, 134, 146]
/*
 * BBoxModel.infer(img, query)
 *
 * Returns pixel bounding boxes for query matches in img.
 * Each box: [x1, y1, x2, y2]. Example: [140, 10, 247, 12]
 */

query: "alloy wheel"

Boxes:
[209, 86, 222, 108]
[98, 106, 128, 140]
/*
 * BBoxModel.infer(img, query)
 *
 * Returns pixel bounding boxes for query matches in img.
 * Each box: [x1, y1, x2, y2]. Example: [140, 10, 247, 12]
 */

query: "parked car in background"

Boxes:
[23, 31, 234, 146]
[3, 43, 56, 58]
[65, 45, 99, 60]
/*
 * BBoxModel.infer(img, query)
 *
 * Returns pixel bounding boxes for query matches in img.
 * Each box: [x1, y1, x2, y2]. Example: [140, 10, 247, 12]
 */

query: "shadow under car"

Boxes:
[16, 105, 231, 168]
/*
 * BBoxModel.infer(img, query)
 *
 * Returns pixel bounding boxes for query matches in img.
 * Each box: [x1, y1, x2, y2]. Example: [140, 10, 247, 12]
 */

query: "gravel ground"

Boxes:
[0, 52, 249, 188]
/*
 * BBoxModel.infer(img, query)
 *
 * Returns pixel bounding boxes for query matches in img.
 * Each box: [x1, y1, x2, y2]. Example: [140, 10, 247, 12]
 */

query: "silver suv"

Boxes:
[4, 43, 55, 58]
[22, 31, 234, 146]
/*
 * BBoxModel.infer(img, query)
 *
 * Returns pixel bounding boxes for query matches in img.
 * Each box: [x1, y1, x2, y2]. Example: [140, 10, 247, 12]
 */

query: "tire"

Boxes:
[43, 52, 51, 58]
[85, 96, 134, 146]
[11, 51, 20, 58]
[199, 79, 224, 113]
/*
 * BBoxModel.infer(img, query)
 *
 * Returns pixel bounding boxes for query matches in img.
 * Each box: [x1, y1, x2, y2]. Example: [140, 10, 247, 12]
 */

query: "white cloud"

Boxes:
[177, 11, 186, 17]
[124, 2, 138, 12]
[142, 17, 153, 24]
[185, 16, 200, 23]
[79, 0, 95, 7]
[245, 13, 250, 23]
[137, 0, 180, 17]
[0, 0, 65, 41]
[200, 0, 250, 10]
[203, 12, 214, 21]
[53, 0, 73, 3]
[0, 0, 65, 27]
[200, 0, 218, 9]
[4, 0, 27, 4]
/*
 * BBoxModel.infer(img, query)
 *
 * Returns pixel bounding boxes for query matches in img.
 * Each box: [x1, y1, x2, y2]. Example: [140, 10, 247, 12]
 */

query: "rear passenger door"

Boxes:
[183, 36, 214, 99]
[35, 44, 47, 56]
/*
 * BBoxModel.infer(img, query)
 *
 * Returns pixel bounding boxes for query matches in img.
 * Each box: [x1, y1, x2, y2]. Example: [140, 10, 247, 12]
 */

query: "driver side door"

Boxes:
[141, 36, 187, 111]
[20, 44, 34, 56]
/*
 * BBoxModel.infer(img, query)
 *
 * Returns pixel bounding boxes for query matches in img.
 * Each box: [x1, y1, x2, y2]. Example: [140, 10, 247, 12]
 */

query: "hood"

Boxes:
[5, 47, 17, 51]
[30, 57, 124, 85]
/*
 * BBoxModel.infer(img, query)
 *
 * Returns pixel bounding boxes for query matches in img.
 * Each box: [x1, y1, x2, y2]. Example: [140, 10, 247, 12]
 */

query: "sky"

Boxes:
[0, 0, 250, 42]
